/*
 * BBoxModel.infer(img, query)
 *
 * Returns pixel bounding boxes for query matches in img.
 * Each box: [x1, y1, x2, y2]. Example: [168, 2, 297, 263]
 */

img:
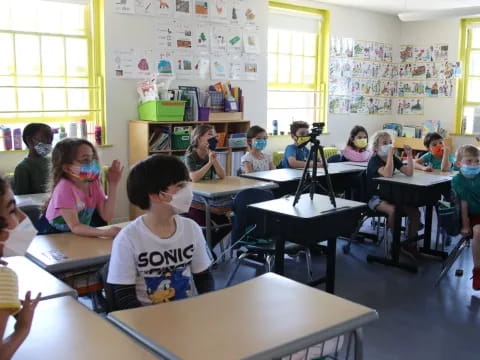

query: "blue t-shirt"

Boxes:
[420, 152, 456, 170]
[281, 144, 309, 168]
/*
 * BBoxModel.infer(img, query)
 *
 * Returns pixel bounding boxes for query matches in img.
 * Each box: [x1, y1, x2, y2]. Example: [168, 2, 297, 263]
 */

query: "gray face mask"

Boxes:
[34, 143, 52, 157]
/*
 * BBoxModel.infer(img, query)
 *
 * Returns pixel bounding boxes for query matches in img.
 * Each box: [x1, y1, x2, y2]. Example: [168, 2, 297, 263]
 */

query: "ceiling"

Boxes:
[312, 0, 480, 15]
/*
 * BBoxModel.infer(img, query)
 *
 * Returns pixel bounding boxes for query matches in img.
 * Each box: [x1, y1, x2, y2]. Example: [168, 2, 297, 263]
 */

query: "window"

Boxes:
[0, 0, 104, 150]
[267, 2, 328, 135]
[457, 19, 480, 134]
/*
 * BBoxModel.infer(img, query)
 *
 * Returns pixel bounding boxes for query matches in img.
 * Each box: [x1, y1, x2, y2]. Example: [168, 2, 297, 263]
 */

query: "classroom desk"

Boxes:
[26, 222, 130, 273]
[108, 273, 378, 360]
[6, 296, 157, 360]
[14, 193, 49, 207]
[342, 161, 369, 168]
[4, 256, 77, 300]
[249, 194, 367, 293]
[191, 176, 278, 248]
[368, 171, 451, 272]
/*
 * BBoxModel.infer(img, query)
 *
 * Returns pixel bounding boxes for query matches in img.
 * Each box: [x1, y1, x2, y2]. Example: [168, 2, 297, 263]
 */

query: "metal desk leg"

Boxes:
[326, 237, 336, 294]
[354, 328, 364, 360]
[274, 234, 285, 276]
[201, 196, 212, 249]
[420, 204, 448, 259]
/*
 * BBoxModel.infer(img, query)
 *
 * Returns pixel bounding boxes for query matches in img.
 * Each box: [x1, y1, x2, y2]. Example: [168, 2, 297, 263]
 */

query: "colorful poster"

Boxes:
[400, 44, 413, 62]
[380, 63, 392, 79]
[330, 37, 342, 57]
[329, 96, 350, 114]
[242, 0, 257, 25]
[227, 27, 243, 53]
[425, 62, 440, 79]
[243, 54, 258, 80]
[194, 23, 210, 50]
[175, 0, 192, 17]
[229, 0, 246, 26]
[398, 63, 414, 79]
[156, 21, 175, 49]
[396, 98, 423, 115]
[210, 54, 228, 79]
[113, 48, 135, 78]
[211, 25, 228, 51]
[194, 0, 209, 19]
[135, 0, 156, 16]
[425, 80, 440, 97]
[350, 96, 368, 114]
[353, 40, 372, 59]
[329, 78, 351, 96]
[228, 54, 242, 80]
[438, 79, 455, 97]
[114, 0, 135, 14]
[243, 27, 260, 53]
[174, 23, 194, 49]
[433, 44, 448, 61]
[384, 44, 392, 62]
[378, 98, 393, 114]
[411, 63, 426, 78]
[156, 0, 173, 16]
[174, 52, 196, 78]
[134, 49, 154, 78]
[210, 0, 228, 22]
[342, 38, 354, 58]
[374, 42, 384, 61]
[380, 80, 396, 97]
[156, 50, 175, 77]
[397, 81, 424, 97]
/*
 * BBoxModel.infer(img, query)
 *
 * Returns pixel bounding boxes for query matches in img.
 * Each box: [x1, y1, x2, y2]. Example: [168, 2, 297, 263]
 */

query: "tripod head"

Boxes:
[298, 122, 325, 149]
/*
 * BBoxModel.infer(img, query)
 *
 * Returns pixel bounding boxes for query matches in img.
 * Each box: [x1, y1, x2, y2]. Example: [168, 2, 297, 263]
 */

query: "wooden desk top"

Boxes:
[375, 171, 453, 187]
[249, 194, 366, 219]
[14, 193, 49, 207]
[4, 256, 77, 300]
[26, 222, 129, 273]
[6, 297, 156, 360]
[191, 176, 278, 198]
[108, 273, 377, 360]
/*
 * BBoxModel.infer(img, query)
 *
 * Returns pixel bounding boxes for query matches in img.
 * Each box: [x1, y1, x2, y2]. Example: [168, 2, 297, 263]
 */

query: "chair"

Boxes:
[435, 236, 470, 286]
[91, 260, 117, 313]
[226, 188, 313, 286]
[327, 153, 345, 163]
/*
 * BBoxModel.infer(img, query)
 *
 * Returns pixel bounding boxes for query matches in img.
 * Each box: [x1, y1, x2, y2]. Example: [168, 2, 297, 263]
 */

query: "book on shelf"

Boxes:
[230, 150, 245, 176]
[181, 90, 199, 122]
[149, 126, 170, 151]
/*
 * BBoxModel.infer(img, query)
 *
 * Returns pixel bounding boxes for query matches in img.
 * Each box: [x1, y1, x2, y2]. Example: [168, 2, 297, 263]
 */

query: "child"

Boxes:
[343, 125, 372, 162]
[13, 123, 53, 195]
[452, 145, 480, 290]
[185, 125, 226, 182]
[414, 132, 454, 172]
[0, 176, 41, 358]
[366, 131, 421, 256]
[280, 121, 322, 169]
[107, 155, 213, 309]
[44, 138, 123, 237]
[241, 125, 274, 173]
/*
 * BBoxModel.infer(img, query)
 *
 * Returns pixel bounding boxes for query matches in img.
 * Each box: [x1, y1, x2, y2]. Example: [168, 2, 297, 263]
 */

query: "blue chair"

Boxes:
[226, 188, 313, 286]
[327, 153, 345, 163]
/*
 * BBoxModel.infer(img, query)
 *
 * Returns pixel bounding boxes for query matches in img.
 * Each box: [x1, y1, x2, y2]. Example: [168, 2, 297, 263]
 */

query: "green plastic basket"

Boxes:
[172, 131, 190, 150]
[138, 100, 186, 122]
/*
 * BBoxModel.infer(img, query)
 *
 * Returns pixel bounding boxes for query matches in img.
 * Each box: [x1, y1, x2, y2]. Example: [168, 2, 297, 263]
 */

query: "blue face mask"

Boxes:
[461, 165, 480, 177]
[378, 144, 393, 157]
[252, 139, 267, 151]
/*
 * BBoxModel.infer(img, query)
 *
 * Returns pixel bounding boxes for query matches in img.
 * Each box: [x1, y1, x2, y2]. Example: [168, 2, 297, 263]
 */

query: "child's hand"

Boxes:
[387, 146, 395, 157]
[208, 150, 217, 164]
[15, 291, 41, 336]
[103, 226, 122, 238]
[423, 165, 433, 172]
[404, 145, 413, 157]
[107, 160, 124, 186]
[461, 226, 472, 237]
[442, 146, 449, 156]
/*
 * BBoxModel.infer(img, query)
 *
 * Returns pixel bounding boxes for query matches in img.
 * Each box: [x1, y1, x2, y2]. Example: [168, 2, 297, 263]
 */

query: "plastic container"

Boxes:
[3, 128, 12, 150]
[94, 125, 102, 145]
[172, 131, 190, 150]
[198, 107, 210, 121]
[138, 100, 186, 122]
[228, 133, 247, 147]
[59, 125, 67, 140]
[80, 119, 87, 139]
[69, 122, 77, 138]
[217, 132, 226, 147]
[272, 120, 278, 136]
[13, 128, 22, 150]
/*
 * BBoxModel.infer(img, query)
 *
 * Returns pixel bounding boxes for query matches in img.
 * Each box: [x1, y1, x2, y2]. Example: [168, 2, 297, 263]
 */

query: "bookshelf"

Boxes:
[394, 137, 453, 152]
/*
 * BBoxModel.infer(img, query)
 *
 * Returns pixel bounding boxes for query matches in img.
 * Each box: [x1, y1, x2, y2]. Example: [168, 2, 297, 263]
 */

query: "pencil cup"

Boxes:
[199, 107, 210, 121]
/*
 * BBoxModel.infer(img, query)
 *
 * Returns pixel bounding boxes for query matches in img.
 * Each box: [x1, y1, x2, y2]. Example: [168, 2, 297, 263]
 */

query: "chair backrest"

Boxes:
[232, 188, 274, 242]
[96, 260, 117, 313]
[327, 154, 345, 163]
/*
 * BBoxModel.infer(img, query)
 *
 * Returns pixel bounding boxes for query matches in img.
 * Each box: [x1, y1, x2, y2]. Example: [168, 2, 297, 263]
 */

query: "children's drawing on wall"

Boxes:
[227, 27, 242, 53]
[342, 38, 354, 57]
[329, 78, 351, 96]
[243, 54, 258, 80]
[113, 48, 135, 78]
[175, 0, 191, 17]
[194, 23, 210, 50]
[135, 49, 153, 78]
[243, 27, 260, 53]
[228, 54, 242, 80]
[210, 54, 227, 79]
[210, 0, 228, 22]
[411, 64, 426, 78]
[243, 0, 256, 25]
[156, 21, 175, 48]
[194, 0, 208, 18]
[367, 97, 378, 114]
[353, 40, 372, 59]
[174, 53, 195, 78]
[384, 44, 392, 62]
[328, 96, 350, 114]
[174, 23, 193, 49]
[425, 80, 439, 97]
[438, 79, 455, 97]
[433, 44, 448, 61]
[400, 45, 413, 62]
[350, 96, 368, 114]
[330, 37, 342, 58]
[114, 0, 135, 13]
[377, 98, 392, 114]
[135, 0, 155, 16]
[397, 81, 425, 97]
[396, 98, 423, 115]
[228, 0, 245, 26]
[157, 0, 172, 16]
[157, 51, 175, 76]
[196, 54, 210, 79]
[211, 26, 227, 50]
[374, 42, 384, 61]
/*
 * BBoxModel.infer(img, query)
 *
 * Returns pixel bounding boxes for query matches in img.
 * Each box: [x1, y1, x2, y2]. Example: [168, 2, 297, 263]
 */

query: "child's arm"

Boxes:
[441, 146, 452, 172]
[13, 165, 30, 195]
[243, 161, 254, 173]
[97, 160, 124, 223]
[399, 145, 414, 176]
[210, 151, 226, 179]
[193, 269, 214, 294]
[59, 209, 121, 237]
[108, 284, 142, 310]
[287, 157, 323, 169]
[0, 292, 41, 360]
[414, 157, 432, 172]
[460, 200, 472, 237]
[269, 160, 275, 170]
[377, 147, 395, 177]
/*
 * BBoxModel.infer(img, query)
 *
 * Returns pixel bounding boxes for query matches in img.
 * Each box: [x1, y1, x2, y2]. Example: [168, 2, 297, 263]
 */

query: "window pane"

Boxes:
[43, 77, 66, 87]
[17, 88, 41, 111]
[0, 76, 14, 86]
[268, 54, 277, 83]
[268, 29, 278, 53]
[66, 38, 88, 76]
[304, 33, 317, 56]
[67, 89, 89, 110]
[0, 1, 11, 30]
[278, 31, 291, 54]
[16, 77, 40, 86]
[304, 57, 315, 85]
[291, 56, 303, 84]
[42, 36, 65, 76]
[0, 33, 14, 75]
[61, 3, 85, 35]
[67, 78, 89, 87]
[463, 106, 480, 134]
[38, 2, 62, 34]
[44, 89, 66, 111]
[472, 28, 480, 48]
[278, 55, 291, 83]
[0, 89, 16, 111]
[291, 33, 303, 55]
[11, 2, 37, 32]
[15, 34, 40, 75]
[470, 51, 480, 76]
[467, 79, 480, 102]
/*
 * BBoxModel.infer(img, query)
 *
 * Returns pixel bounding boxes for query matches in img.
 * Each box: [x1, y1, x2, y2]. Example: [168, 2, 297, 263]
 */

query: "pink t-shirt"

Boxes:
[46, 178, 106, 232]
[343, 145, 372, 162]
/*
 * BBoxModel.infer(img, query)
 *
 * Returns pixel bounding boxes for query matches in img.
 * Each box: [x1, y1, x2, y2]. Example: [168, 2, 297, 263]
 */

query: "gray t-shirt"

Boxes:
[185, 151, 216, 180]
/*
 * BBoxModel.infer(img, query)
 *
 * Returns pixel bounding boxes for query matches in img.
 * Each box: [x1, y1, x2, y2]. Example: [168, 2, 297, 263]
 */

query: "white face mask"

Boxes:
[162, 185, 193, 215]
[0, 217, 37, 257]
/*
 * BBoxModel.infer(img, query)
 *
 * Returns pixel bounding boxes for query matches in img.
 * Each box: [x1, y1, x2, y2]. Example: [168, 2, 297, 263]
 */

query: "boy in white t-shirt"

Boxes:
[107, 155, 213, 309]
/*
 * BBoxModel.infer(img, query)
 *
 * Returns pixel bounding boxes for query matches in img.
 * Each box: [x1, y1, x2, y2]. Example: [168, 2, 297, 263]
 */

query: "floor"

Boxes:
[211, 220, 479, 360]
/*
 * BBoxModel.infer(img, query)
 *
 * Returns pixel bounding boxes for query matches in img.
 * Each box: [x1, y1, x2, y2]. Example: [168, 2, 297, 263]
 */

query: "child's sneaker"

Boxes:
[472, 268, 480, 291]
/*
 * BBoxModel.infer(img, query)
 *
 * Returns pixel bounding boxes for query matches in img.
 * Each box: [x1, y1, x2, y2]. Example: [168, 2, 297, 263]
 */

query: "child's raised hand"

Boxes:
[103, 226, 122, 238]
[387, 146, 395, 157]
[461, 226, 472, 237]
[15, 291, 41, 336]
[404, 145, 413, 157]
[107, 160, 124, 186]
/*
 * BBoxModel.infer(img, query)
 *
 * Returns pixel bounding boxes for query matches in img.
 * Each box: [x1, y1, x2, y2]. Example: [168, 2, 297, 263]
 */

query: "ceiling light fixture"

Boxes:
[398, 6, 480, 22]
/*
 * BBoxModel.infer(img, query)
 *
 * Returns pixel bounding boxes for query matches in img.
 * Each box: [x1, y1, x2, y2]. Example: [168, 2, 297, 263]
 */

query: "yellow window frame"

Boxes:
[0, 0, 106, 143]
[268, 1, 329, 127]
[455, 18, 480, 134]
